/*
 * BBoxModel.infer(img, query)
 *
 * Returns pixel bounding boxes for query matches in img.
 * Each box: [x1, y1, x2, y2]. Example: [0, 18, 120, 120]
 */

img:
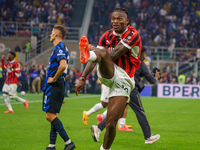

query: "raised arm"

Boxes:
[1, 55, 6, 69]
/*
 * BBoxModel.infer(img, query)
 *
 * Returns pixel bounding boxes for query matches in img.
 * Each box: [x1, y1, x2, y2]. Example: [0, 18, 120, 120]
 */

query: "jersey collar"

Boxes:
[10, 59, 15, 63]
[113, 26, 128, 37]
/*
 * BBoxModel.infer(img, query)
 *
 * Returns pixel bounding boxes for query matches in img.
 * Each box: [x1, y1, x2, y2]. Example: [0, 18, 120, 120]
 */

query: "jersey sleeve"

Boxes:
[55, 45, 68, 62]
[141, 62, 156, 84]
[121, 31, 140, 49]
[98, 32, 107, 48]
[14, 62, 21, 73]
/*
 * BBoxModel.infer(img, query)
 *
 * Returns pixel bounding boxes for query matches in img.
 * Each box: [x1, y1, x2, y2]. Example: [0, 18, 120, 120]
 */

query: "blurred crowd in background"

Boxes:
[0, 0, 75, 38]
[89, 0, 200, 49]
[0, 0, 200, 96]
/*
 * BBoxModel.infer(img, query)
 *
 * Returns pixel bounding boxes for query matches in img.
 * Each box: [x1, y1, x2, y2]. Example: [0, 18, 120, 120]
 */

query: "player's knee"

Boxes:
[45, 114, 52, 122]
[99, 48, 108, 58]
[46, 113, 56, 122]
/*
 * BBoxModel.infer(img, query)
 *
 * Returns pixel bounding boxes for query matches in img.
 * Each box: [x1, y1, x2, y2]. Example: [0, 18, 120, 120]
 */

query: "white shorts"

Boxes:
[100, 84, 109, 103]
[2, 84, 18, 95]
[97, 64, 135, 102]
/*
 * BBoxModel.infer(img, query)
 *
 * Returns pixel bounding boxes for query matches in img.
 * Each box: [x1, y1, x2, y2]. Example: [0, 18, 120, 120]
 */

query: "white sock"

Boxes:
[10, 95, 26, 103]
[3, 94, 13, 111]
[88, 51, 97, 61]
[101, 110, 107, 119]
[86, 103, 104, 116]
[65, 139, 71, 145]
[48, 144, 55, 147]
[100, 145, 111, 150]
[118, 118, 126, 128]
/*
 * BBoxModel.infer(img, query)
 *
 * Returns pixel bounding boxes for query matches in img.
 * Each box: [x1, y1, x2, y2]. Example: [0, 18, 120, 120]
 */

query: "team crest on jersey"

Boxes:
[124, 36, 132, 44]
[57, 49, 65, 56]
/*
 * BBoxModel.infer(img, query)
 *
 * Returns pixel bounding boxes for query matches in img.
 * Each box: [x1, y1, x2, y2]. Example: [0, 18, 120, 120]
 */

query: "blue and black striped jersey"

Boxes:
[43, 42, 69, 90]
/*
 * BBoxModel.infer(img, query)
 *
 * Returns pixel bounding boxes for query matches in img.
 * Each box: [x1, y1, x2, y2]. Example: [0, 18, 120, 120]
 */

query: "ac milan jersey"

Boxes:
[3, 60, 20, 84]
[98, 25, 141, 77]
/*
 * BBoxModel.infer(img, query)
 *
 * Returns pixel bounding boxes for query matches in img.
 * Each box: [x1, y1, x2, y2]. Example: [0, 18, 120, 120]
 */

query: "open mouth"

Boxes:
[113, 25, 120, 29]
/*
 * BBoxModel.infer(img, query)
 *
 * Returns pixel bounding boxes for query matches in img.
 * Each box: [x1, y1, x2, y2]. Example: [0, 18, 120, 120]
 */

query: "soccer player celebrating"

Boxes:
[75, 8, 141, 150]
[1, 52, 28, 113]
[43, 25, 75, 150]
[91, 47, 161, 144]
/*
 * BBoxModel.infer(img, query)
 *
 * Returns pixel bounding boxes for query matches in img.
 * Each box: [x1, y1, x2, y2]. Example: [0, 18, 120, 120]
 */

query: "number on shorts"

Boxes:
[122, 85, 128, 93]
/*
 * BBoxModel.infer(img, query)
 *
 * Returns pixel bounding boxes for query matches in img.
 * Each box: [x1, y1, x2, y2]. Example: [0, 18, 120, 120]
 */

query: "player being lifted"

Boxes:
[75, 8, 141, 150]
[1, 52, 28, 113]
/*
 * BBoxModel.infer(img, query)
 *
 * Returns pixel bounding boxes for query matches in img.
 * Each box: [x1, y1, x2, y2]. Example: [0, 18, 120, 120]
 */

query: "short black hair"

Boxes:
[9, 51, 16, 58]
[113, 8, 130, 25]
[141, 47, 146, 54]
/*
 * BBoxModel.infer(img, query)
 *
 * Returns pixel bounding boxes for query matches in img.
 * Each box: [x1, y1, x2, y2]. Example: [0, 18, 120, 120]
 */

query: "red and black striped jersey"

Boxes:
[98, 25, 141, 78]
[2, 59, 20, 84]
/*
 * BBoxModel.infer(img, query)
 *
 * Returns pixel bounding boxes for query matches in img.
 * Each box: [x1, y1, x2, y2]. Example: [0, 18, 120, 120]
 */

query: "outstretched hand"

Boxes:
[75, 80, 85, 96]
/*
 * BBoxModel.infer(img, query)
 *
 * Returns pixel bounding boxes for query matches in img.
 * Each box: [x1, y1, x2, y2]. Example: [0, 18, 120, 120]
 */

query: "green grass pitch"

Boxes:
[0, 93, 200, 150]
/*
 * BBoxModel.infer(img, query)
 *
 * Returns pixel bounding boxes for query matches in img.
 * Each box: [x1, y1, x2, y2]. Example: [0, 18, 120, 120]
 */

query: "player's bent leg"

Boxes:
[87, 102, 104, 116]
[79, 36, 114, 80]
[9, 95, 28, 109]
[9, 84, 29, 109]
[97, 50, 114, 80]
[83, 102, 105, 125]
[103, 96, 127, 149]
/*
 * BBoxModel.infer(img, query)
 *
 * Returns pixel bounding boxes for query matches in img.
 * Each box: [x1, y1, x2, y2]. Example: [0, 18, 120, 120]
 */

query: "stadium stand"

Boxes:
[87, 0, 200, 79]
[89, 0, 200, 49]
[0, 0, 199, 95]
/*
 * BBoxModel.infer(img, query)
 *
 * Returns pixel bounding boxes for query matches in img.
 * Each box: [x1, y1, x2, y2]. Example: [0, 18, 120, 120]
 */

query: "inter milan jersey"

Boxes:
[2, 59, 20, 84]
[98, 25, 142, 78]
[43, 42, 69, 90]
